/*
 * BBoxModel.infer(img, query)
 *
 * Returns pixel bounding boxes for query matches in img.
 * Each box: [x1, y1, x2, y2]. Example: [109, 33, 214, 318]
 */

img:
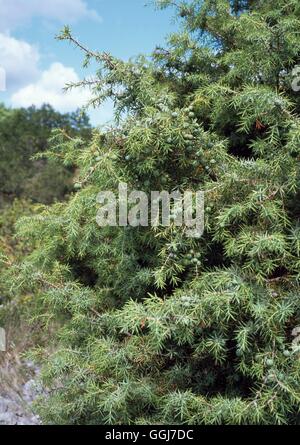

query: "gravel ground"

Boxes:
[0, 395, 40, 425]
[0, 364, 42, 425]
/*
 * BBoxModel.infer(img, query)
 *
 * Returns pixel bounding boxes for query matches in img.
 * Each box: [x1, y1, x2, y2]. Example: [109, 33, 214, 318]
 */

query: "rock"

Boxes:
[0, 364, 42, 425]
[23, 379, 43, 402]
[0, 412, 14, 425]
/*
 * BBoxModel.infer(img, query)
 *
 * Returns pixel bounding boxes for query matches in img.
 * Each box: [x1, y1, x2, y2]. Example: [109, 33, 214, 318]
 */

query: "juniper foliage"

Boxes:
[12, 0, 300, 424]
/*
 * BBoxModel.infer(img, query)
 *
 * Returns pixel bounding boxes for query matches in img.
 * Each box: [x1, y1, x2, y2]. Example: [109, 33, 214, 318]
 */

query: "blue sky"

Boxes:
[0, 0, 177, 125]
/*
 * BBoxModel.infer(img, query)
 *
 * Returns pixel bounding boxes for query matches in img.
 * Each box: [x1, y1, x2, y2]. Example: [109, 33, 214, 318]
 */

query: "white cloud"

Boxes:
[0, 0, 102, 32]
[0, 33, 40, 89]
[11, 62, 115, 124]
[11, 62, 92, 112]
